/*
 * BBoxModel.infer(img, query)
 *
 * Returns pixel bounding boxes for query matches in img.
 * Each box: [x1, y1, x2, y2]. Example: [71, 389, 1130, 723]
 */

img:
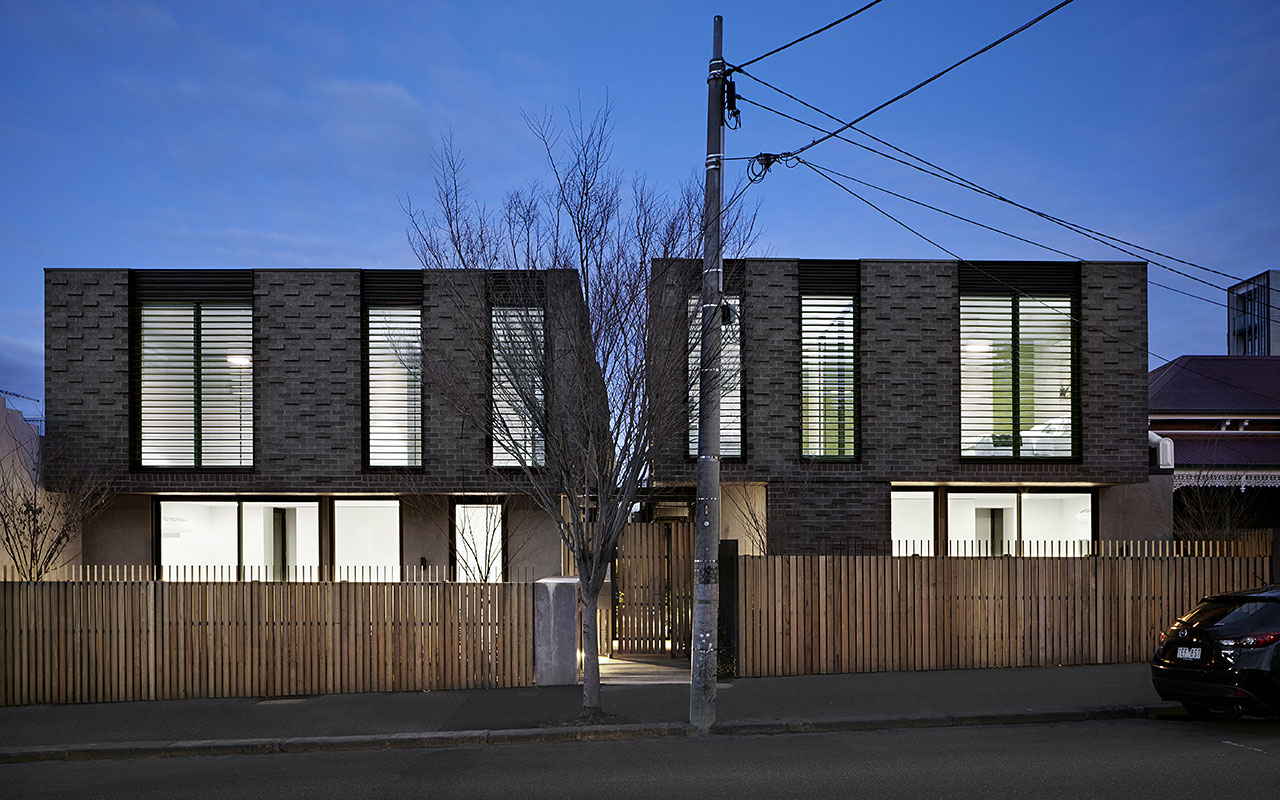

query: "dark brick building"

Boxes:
[46, 267, 584, 581]
[649, 258, 1156, 555]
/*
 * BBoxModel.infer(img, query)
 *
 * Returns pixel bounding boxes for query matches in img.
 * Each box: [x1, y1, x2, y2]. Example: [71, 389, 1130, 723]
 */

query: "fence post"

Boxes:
[1271, 528, 1279, 584]
[718, 539, 738, 678]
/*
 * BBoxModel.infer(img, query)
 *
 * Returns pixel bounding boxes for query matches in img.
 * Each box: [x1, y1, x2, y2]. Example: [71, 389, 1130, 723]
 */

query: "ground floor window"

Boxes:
[890, 492, 935, 556]
[891, 488, 1093, 556]
[453, 502, 504, 582]
[333, 499, 401, 581]
[159, 499, 321, 580]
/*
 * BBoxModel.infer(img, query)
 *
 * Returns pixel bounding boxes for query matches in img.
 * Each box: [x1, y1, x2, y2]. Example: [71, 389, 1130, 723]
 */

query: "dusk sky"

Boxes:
[3, 0, 1278, 414]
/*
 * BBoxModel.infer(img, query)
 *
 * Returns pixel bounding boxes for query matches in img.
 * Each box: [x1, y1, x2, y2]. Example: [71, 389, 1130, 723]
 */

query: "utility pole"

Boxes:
[691, 13, 724, 734]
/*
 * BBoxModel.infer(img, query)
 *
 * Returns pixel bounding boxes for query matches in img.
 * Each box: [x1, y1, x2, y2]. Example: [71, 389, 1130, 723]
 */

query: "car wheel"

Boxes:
[1182, 702, 1241, 721]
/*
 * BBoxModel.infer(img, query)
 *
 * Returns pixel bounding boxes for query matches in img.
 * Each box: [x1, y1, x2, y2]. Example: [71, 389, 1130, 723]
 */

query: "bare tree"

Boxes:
[1173, 472, 1265, 541]
[406, 104, 758, 717]
[0, 402, 117, 580]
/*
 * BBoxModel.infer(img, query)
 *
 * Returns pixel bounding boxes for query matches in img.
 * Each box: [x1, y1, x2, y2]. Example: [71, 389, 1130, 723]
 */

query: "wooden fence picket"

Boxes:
[0, 577, 536, 706]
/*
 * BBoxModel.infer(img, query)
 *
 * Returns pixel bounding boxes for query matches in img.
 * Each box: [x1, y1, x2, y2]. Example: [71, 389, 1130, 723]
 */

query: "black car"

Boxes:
[1151, 585, 1280, 719]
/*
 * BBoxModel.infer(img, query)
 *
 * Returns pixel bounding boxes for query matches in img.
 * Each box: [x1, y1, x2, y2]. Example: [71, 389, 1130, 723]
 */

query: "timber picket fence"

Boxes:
[736, 538, 1273, 678]
[0, 566, 534, 707]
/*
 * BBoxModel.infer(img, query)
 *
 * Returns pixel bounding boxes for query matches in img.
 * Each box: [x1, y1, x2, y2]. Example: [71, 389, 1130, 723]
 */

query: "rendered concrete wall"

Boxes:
[534, 577, 579, 686]
[1099, 476, 1174, 540]
[82, 493, 152, 565]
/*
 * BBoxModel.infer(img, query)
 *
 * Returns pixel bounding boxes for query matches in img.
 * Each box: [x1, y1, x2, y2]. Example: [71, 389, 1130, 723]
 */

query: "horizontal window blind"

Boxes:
[367, 308, 422, 467]
[139, 303, 252, 467]
[801, 295, 857, 457]
[1017, 297, 1073, 457]
[491, 307, 545, 467]
[139, 306, 196, 466]
[688, 295, 742, 458]
[199, 306, 254, 467]
[960, 295, 1073, 458]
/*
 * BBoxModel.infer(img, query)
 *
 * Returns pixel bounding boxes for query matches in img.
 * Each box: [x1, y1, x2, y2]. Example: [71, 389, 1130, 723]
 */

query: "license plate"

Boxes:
[1176, 646, 1202, 660]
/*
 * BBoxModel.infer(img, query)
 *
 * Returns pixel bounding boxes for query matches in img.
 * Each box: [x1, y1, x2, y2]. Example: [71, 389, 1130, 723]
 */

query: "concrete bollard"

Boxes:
[534, 577, 579, 686]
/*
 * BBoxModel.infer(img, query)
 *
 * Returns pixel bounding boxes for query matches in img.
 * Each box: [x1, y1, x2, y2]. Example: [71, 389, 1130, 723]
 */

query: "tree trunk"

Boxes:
[580, 581, 602, 715]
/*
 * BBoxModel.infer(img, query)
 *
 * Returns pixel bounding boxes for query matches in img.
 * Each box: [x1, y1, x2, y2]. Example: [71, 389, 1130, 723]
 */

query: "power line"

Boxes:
[795, 159, 1280, 404]
[727, 1, 888, 74]
[749, 0, 1079, 161]
[734, 72, 1251, 289]
[800, 159, 1238, 312]
[0, 388, 41, 404]
[735, 92, 1280, 318]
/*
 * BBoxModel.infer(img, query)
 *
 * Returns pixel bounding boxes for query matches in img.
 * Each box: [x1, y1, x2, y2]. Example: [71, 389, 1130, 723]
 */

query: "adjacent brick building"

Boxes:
[649, 258, 1157, 555]
[46, 267, 585, 581]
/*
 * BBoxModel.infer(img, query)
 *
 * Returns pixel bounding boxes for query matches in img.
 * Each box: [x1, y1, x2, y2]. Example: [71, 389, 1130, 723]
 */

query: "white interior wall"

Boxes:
[333, 500, 400, 579]
[160, 501, 238, 576]
[890, 492, 934, 555]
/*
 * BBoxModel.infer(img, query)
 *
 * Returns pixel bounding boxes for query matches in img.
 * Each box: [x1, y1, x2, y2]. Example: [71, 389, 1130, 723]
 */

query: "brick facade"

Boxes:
[45, 268, 587, 495]
[650, 258, 1150, 554]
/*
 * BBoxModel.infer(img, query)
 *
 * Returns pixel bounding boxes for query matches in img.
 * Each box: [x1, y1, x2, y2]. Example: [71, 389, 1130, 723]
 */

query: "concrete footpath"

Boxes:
[0, 661, 1177, 763]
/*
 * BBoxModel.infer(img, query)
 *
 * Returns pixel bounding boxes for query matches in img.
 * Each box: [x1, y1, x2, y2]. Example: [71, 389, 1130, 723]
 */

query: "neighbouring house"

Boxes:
[648, 258, 1158, 556]
[44, 267, 592, 582]
[0, 395, 44, 574]
[1227, 270, 1280, 356]
[1148, 355, 1280, 536]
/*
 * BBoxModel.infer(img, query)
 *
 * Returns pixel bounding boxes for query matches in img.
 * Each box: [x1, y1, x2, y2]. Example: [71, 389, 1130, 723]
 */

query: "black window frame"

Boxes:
[361, 270, 425, 471]
[958, 262, 1082, 463]
[487, 273, 548, 470]
[129, 270, 255, 472]
[799, 261, 860, 461]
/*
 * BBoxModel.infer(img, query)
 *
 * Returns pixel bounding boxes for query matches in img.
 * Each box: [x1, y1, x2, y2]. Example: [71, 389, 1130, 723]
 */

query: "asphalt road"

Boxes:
[4, 718, 1279, 799]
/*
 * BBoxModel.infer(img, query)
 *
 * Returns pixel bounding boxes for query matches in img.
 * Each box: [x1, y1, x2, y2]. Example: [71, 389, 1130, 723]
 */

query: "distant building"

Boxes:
[1148, 355, 1280, 535]
[1227, 270, 1280, 355]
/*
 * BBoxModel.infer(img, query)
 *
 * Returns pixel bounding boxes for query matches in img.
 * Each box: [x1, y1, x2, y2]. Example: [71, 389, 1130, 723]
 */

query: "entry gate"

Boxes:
[613, 522, 694, 656]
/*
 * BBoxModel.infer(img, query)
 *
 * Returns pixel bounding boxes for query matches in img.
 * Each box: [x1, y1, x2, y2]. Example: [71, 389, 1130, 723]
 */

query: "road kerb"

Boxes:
[0, 704, 1182, 764]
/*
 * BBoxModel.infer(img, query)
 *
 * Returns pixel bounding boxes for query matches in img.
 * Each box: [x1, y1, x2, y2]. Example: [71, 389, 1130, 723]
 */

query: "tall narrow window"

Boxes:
[688, 295, 742, 457]
[454, 502, 504, 582]
[139, 303, 253, 467]
[960, 295, 1073, 458]
[491, 306, 545, 467]
[801, 295, 857, 457]
[367, 308, 422, 466]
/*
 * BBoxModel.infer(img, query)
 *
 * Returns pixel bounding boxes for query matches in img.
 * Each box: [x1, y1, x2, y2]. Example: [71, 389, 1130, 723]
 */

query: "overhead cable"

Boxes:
[727, 1, 888, 74]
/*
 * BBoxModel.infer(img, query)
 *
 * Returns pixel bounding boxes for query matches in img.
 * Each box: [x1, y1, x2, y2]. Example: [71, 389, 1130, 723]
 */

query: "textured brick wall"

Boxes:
[45, 268, 571, 496]
[45, 269, 132, 478]
[649, 258, 1150, 554]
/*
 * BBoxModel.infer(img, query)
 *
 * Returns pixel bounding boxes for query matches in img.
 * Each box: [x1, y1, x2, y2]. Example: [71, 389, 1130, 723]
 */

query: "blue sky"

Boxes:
[2, 0, 1278, 412]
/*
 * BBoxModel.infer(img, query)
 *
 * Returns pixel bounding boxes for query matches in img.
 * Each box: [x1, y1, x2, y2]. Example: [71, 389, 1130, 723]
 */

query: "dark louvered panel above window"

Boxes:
[362, 270, 423, 307]
[131, 270, 253, 303]
[958, 262, 1080, 295]
[798, 261, 859, 295]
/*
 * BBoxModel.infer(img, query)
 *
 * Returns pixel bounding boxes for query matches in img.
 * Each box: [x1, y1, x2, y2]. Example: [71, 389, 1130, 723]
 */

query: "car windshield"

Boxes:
[1184, 599, 1280, 634]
